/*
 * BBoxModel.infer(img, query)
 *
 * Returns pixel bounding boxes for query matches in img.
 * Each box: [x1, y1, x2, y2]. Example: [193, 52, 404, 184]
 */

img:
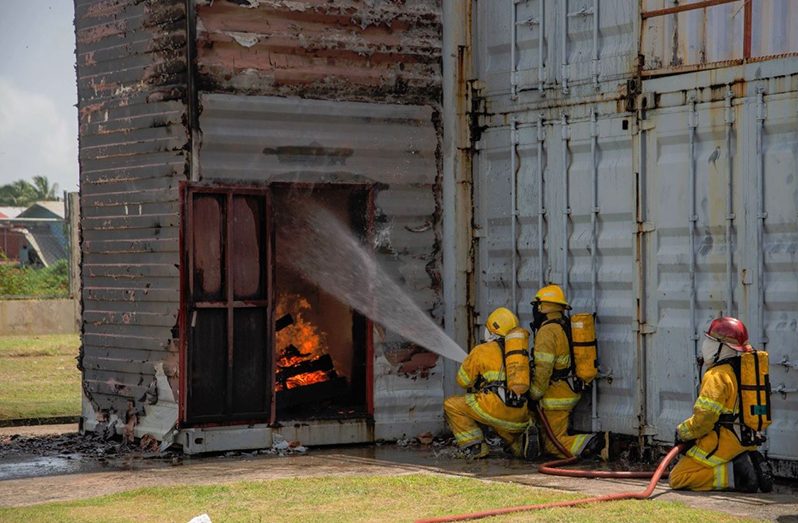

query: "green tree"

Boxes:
[31, 175, 59, 201]
[0, 177, 60, 206]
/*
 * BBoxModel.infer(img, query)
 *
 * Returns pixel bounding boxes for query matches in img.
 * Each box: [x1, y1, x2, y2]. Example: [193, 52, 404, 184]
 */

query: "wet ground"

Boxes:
[1, 424, 797, 521]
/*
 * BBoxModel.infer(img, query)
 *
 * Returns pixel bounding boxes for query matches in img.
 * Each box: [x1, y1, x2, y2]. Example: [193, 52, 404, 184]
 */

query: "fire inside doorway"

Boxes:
[181, 183, 373, 427]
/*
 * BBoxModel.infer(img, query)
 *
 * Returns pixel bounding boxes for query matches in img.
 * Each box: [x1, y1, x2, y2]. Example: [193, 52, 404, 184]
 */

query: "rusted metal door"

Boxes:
[183, 186, 273, 424]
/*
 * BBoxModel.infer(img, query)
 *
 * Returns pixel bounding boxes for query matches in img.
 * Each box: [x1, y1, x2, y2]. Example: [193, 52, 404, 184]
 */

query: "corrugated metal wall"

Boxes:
[194, 0, 444, 439]
[75, 0, 188, 433]
[470, 0, 798, 467]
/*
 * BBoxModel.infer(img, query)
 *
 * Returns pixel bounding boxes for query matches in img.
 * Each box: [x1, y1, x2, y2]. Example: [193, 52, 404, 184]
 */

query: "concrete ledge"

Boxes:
[0, 299, 78, 335]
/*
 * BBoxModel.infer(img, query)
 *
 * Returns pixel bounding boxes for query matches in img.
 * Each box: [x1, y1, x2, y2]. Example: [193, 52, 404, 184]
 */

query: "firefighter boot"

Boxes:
[579, 432, 606, 459]
[462, 442, 490, 459]
[732, 453, 759, 493]
[749, 451, 774, 493]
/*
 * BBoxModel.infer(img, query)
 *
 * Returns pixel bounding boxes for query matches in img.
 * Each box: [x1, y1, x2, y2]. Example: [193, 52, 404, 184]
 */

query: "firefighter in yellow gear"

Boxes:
[669, 317, 773, 492]
[444, 307, 530, 458]
[529, 285, 602, 458]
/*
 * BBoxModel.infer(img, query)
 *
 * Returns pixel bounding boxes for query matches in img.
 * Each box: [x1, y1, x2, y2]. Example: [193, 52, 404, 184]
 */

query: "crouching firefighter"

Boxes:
[670, 317, 774, 493]
[444, 307, 531, 458]
[529, 285, 603, 459]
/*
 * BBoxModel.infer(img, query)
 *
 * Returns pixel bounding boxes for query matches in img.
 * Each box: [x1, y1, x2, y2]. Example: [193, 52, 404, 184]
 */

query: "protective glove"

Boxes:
[674, 430, 695, 454]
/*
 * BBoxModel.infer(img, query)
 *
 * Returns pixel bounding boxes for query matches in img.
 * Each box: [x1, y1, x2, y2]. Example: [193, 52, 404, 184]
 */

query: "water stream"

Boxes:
[279, 205, 468, 363]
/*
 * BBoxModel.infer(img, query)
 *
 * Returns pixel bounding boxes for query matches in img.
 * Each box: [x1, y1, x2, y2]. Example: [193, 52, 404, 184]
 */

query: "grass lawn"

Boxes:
[0, 334, 81, 420]
[0, 473, 761, 523]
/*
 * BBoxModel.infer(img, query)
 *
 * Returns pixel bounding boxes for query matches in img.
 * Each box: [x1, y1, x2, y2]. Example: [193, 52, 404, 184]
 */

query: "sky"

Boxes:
[0, 1, 78, 194]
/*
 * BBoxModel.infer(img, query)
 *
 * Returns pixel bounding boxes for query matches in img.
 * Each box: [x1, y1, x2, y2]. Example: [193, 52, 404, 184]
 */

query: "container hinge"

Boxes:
[517, 16, 540, 27]
[568, 7, 595, 17]
[638, 221, 656, 233]
[778, 356, 798, 372]
[596, 367, 614, 384]
[638, 119, 656, 132]
[473, 227, 486, 238]
[773, 383, 798, 399]
[639, 323, 657, 335]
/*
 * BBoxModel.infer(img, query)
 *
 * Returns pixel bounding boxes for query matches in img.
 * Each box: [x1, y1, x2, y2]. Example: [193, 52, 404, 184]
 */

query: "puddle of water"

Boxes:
[0, 455, 87, 481]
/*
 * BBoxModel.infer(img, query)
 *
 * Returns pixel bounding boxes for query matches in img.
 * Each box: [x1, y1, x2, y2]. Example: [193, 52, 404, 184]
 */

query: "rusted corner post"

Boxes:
[442, 0, 474, 398]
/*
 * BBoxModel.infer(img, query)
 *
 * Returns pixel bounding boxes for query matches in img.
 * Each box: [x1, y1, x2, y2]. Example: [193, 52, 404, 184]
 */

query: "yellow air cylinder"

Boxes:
[504, 327, 531, 396]
[569, 313, 598, 385]
[739, 350, 772, 432]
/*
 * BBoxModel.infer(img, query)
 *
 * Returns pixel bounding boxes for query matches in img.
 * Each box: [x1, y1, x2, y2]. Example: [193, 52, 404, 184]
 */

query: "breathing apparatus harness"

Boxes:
[476, 337, 529, 409]
[531, 304, 596, 394]
[699, 342, 772, 459]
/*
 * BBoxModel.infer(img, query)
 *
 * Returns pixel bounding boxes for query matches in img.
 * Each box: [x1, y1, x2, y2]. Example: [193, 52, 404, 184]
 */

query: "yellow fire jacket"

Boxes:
[455, 337, 530, 433]
[677, 361, 756, 466]
[529, 312, 580, 411]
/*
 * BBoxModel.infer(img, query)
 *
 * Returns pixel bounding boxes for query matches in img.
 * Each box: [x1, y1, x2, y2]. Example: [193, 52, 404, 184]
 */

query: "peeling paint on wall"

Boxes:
[75, 0, 189, 440]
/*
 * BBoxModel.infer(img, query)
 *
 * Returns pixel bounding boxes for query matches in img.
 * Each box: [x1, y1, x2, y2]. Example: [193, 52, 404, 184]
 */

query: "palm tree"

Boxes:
[31, 176, 59, 201]
[0, 177, 59, 206]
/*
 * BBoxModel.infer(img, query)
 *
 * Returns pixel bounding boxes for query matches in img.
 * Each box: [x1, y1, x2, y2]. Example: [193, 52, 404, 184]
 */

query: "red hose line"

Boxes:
[416, 405, 685, 523]
[535, 405, 669, 479]
[416, 445, 685, 523]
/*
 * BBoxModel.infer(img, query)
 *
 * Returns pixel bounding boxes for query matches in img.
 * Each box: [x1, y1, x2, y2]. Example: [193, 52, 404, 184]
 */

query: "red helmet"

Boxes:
[705, 317, 752, 351]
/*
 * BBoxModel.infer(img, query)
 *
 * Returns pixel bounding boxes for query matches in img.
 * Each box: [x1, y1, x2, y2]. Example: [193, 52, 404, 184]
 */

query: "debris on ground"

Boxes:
[259, 434, 307, 456]
[0, 430, 181, 463]
[417, 432, 434, 446]
[187, 514, 212, 523]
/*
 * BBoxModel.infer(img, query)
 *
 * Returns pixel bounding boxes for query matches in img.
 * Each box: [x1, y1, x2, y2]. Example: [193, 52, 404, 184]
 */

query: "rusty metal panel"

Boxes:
[195, 0, 441, 104]
[198, 94, 444, 437]
[641, 0, 798, 75]
[75, 0, 188, 436]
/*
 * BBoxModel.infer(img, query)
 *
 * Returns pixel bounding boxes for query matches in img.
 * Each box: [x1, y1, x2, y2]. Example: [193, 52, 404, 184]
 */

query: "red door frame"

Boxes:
[179, 181, 376, 426]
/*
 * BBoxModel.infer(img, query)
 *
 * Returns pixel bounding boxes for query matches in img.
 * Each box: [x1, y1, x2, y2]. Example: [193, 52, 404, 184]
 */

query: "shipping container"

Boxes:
[464, 0, 798, 475]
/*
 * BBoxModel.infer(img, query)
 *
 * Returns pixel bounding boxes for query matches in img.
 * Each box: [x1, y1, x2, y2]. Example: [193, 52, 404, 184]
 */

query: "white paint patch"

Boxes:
[226, 31, 260, 48]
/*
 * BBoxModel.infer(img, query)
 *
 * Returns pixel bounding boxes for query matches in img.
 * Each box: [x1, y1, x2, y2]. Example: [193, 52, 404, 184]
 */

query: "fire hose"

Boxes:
[416, 405, 685, 523]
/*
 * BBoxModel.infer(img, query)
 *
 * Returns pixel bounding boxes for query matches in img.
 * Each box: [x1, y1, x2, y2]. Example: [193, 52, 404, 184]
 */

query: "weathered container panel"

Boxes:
[195, 0, 441, 104]
[748, 88, 798, 462]
[640, 97, 745, 439]
[474, 105, 637, 434]
[476, 0, 636, 100]
[75, 0, 188, 435]
[198, 94, 444, 437]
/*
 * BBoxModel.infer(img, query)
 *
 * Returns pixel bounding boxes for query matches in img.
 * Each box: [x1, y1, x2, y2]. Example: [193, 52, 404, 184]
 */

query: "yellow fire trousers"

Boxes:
[537, 408, 592, 458]
[444, 394, 528, 449]
[669, 454, 734, 491]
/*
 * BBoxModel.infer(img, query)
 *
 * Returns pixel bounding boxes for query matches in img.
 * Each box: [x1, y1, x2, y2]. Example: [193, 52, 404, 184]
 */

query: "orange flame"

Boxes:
[275, 293, 333, 391]
[276, 294, 327, 360]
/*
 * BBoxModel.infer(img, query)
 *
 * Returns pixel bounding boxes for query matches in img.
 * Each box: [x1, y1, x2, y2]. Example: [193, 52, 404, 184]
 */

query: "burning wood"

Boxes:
[274, 294, 342, 400]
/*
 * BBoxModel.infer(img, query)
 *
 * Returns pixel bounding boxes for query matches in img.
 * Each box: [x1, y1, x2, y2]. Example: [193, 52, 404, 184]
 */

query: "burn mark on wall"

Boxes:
[195, 0, 442, 104]
[262, 143, 354, 165]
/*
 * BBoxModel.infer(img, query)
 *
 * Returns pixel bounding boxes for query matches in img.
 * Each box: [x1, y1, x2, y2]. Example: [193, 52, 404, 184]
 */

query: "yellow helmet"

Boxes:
[486, 307, 520, 337]
[533, 284, 570, 308]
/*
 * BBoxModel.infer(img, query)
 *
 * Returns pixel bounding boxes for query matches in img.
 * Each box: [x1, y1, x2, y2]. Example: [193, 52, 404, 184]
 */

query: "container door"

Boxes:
[184, 188, 273, 424]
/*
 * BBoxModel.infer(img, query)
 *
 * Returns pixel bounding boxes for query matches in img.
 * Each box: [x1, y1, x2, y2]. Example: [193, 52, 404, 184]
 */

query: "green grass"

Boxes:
[0, 473, 762, 523]
[0, 334, 81, 420]
[0, 260, 69, 298]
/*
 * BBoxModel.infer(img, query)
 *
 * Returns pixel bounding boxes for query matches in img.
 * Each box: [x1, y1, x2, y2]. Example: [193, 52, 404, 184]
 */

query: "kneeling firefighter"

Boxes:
[670, 317, 774, 492]
[444, 307, 531, 458]
[529, 285, 603, 459]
